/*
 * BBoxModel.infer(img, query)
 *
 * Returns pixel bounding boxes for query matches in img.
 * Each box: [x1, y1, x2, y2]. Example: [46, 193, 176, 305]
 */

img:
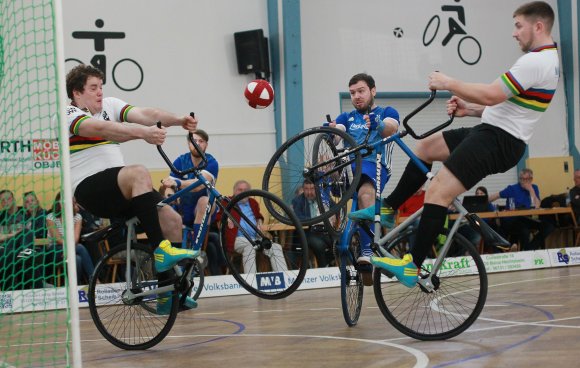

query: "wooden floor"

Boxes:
[78, 266, 580, 368]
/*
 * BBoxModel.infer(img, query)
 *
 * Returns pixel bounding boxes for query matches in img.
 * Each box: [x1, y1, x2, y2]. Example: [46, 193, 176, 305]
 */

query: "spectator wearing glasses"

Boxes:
[489, 168, 553, 250]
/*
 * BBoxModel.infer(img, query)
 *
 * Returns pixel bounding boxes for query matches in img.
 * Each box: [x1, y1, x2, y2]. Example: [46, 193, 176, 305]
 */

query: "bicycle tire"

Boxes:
[373, 230, 488, 340]
[88, 243, 178, 350]
[312, 131, 351, 238]
[339, 231, 363, 326]
[262, 126, 362, 226]
[220, 189, 308, 299]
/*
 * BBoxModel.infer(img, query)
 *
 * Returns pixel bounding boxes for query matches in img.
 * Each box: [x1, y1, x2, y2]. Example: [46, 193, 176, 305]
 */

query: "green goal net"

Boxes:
[0, 1, 79, 367]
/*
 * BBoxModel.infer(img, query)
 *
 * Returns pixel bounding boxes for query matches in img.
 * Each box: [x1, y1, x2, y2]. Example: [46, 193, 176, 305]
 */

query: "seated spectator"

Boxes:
[46, 193, 95, 284]
[570, 169, 580, 225]
[489, 169, 554, 250]
[0, 190, 42, 289]
[0, 189, 26, 232]
[291, 179, 334, 268]
[23, 191, 48, 239]
[217, 180, 288, 274]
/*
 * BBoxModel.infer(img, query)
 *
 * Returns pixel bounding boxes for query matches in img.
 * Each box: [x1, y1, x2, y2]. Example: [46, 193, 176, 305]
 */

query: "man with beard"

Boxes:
[350, 1, 559, 288]
[327, 73, 400, 267]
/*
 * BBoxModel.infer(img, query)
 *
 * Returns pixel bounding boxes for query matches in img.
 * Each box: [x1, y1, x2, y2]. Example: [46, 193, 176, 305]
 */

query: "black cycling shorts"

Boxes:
[74, 167, 161, 219]
[442, 123, 526, 190]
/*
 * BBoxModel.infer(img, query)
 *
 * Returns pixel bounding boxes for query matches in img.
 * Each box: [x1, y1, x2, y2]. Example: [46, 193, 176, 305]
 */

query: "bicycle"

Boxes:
[263, 91, 510, 339]
[87, 121, 308, 350]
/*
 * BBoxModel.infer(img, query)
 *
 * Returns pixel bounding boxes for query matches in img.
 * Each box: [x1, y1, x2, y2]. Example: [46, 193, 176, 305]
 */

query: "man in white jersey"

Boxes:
[66, 64, 198, 312]
[349, 1, 559, 287]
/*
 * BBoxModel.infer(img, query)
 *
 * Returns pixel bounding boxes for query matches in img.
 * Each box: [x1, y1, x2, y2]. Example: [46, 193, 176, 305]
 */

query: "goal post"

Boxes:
[0, 0, 81, 367]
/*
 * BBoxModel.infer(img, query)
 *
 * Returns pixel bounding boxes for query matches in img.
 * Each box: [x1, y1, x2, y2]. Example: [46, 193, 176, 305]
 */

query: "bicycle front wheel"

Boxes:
[88, 243, 178, 350]
[373, 231, 488, 340]
[262, 126, 362, 226]
[220, 189, 308, 299]
[339, 230, 363, 326]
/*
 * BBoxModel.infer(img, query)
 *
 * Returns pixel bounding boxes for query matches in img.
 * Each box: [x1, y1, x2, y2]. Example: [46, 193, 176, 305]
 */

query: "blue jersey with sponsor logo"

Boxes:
[335, 106, 399, 172]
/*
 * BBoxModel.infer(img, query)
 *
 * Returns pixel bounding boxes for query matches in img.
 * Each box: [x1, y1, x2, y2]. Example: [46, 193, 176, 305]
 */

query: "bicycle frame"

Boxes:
[336, 90, 505, 290]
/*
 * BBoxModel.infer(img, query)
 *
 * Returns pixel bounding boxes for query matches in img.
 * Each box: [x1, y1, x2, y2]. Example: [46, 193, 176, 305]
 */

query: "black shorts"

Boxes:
[442, 123, 526, 190]
[74, 167, 162, 219]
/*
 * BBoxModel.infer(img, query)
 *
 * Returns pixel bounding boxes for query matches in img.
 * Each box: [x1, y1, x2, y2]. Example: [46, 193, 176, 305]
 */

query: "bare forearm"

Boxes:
[79, 121, 148, 142]
[446, 79, 506, 107]
[133, 107, 185, 127]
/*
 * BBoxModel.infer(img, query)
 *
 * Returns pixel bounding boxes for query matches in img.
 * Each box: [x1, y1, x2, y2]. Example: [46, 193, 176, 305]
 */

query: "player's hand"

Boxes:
[181, 114, 198, 132]
[428, 71, 452, 91]
[144, 124, 167, 145]
[160, 177, 177, 188]
[327, 121, 337, 128]
[446, 96, 468, 117]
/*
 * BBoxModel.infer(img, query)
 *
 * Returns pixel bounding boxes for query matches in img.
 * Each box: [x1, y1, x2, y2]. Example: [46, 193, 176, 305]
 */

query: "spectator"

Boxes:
[489, 169, 554, 250]
[218, 180, 288, 274]
[46, 193, 95, 284]
[0, 189, 26, 231]
[292, 179, 334, 267]
[23, 191, 48, 239]
[570, 169, 580, 224]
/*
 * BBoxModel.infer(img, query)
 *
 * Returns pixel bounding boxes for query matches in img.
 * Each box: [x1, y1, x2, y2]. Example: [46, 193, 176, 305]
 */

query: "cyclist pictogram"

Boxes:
[422, 0, 482, 65]
[66, 19, 143, 91]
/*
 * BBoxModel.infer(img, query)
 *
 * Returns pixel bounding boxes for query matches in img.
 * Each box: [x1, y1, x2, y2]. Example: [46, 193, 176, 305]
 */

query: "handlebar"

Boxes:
[402, 90, 455, 139]
[156, 112, 208, 178]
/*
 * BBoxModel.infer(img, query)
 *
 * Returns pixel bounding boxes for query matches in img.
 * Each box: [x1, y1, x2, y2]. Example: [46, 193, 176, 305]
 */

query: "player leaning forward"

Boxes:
[65, 64, 198, 312]
[349, 1, 560, 287]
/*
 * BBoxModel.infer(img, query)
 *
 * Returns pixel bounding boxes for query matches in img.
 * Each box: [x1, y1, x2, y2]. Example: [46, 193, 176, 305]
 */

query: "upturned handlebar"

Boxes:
[156, 112, 208, 178]
[402, 90, 454, 139]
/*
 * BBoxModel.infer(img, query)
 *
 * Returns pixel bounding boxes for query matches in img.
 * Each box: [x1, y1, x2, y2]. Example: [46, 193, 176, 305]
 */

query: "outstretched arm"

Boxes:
[429, 72, 508, 107]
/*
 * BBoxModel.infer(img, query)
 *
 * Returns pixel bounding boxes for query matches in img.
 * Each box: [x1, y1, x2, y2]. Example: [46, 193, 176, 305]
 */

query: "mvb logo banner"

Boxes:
[257, 272, 286, 291]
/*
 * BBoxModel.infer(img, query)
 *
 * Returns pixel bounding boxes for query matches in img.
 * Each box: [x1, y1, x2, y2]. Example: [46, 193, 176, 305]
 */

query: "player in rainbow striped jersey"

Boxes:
[349, 1, 559, 288]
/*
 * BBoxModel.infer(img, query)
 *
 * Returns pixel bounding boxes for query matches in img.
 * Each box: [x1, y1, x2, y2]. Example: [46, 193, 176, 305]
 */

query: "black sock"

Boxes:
[410, 203, 448, 267]
[384, 159, 432, 209]
[128, 192, 164, 246]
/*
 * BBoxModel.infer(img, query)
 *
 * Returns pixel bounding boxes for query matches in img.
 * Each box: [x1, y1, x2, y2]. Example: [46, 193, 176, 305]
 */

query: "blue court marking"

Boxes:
[433, 302, 555, 368]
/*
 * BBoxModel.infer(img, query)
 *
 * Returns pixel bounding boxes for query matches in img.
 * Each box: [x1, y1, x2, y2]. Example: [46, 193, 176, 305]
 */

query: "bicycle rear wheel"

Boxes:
[373, 230, 487, 340]
[88, 243, 178, 350]
[339, 230, 363, 326]
[262, 126, 362, 226]
[220, 189, 308, 299]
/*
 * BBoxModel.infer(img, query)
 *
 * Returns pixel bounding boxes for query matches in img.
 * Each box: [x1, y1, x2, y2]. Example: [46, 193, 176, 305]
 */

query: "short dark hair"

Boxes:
[513, 1, 555, 32]
[65, 64, 105, 100]
[348, 73, 375, 90]
[189, 129, 209, 142]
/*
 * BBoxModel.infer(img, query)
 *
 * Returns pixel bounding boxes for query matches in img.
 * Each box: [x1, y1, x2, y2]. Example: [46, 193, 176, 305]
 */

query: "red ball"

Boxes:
[244, 79, 274, 109]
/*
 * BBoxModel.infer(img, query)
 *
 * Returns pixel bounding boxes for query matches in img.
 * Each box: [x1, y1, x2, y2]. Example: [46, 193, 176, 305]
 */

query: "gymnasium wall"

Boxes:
[1, 0, 576, 206]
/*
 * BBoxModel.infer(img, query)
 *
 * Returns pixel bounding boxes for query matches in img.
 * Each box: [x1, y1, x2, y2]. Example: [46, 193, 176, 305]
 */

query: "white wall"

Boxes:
[60, 0, 570, 174]
[62, 0, 276, 170]
[300, 0, 568, 158]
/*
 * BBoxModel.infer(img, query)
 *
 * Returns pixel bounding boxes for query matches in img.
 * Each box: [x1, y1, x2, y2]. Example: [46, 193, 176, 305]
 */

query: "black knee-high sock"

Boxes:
[410, 203, 448, 267]
[128, 192, 164, 246]
[384, 159, 432, 209]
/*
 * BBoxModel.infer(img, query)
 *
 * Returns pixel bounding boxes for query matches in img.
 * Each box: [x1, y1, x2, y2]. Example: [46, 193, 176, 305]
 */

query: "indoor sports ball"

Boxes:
[244, 79, 274, 109]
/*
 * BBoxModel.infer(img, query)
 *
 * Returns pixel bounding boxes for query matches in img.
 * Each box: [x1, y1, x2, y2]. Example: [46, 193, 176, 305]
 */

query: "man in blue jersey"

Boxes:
[160, 130, 225, 272]
[328, 73, 399, 269]
[349, 1, 559, 288]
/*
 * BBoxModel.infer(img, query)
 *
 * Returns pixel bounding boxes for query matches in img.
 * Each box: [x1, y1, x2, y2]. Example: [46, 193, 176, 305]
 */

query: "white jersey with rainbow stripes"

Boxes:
[66, 97, 134, 193]
[482, 44, 559, 143]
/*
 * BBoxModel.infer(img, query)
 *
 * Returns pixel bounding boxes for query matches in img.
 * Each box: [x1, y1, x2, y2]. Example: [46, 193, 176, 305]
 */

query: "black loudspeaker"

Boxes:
[234, 29, 270, 76]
